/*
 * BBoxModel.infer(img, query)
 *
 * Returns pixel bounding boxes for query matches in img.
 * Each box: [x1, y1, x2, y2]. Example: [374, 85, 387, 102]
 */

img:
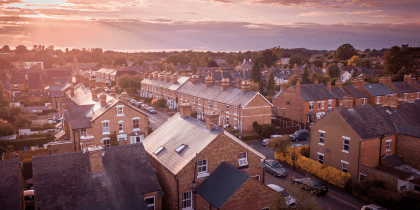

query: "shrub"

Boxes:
[21, 158, 32, 180]
[152, 98, 167, 108]
[253, 121, 262, 134]
[144, 97, 153, 104]
[260, 124, 276, 139]
[241, 132, 259, 141]
[133, 95, 142, 101]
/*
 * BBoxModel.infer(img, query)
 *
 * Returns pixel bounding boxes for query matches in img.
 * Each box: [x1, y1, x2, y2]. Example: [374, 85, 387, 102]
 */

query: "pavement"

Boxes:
[247, 141, 366, 210]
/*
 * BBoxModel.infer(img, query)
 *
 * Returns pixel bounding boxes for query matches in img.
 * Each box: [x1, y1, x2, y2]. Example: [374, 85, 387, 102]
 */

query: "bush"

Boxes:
[152, 98, 167, 109]
[260, 124, 276, 139]
[21, 158, 33, 180]
[253, 121, 262, 134]
[0, 136, 55, 153]
[133, 95, 142, 101]
[110, 131, 118, 147]
[144, 97, 153, 104]
[241, 132, 259, 141]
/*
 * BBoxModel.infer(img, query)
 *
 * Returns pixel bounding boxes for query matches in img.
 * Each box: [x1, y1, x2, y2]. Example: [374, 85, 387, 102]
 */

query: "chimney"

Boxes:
[149, 72, 153, 79]
[172, 74, 178, 83]
[110, 65, 114, 69]
[343, 96, 354, 109]
[154, 71, 159, 80]
[221, 78, 230, 90]
[115, 65, 120, 71]
[205, 76, 213, 87]
[327, 81, 332, 91]
[166, 73, 171, 82]
[404, 74, 412, 85]
[121, 64, 126, 71]
[296, 80, 301, 94]
[88, 146, 104, 174]
[387, 76, 392, 87]
[357, 78, 364, 90]
[100, 94, 107, 107]
[351, 79, 357, 87]
[70, 86, 75, 96]
[241, 80, 250, 93]
[159, 72, 164, 81]
[110, 87, 116, 98]
[205, 111, 219, 130]
[179, 103, 191, 118]
[335, 80, 342, 88]
[236, 78, 241, 88]
[121, 91, 129, 103]
[191, 75, 199, 84]
[91, 88, 97, 99]
[144, 72, 149, 79]
[294, 63, 297, 70]
[379, 77, 387, 85]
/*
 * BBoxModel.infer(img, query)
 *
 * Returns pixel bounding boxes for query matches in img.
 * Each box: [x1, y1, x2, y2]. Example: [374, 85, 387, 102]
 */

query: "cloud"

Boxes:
[251, 0, 321, 6]
[0, 0, 21, 6]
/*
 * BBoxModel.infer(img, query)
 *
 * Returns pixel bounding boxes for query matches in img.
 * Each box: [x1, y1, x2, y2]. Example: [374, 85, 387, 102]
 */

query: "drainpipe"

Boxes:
[239, 104, 242, 135]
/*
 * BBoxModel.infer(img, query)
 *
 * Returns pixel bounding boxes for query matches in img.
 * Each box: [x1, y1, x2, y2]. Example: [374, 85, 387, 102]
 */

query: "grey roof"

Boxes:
[395, 124, 420, 138]
[196, 162, 250, 209]
[342, 85, 369, 99]
[391, 81, 420, 94]
[0, 158, 23, 210]
[50, 90, 66, 97]
[292, 83, 336, 101]
[141, 76, 189, 91]
[382, 155, 406, 168]
[330, 86, 348, 100]
[10, 72, 25, 84]
[64, 104, 94, 129]
[28, 72, 42, 90]
[363, 83, 397, 96]
[358, 67, 376, 76]
[32, 143, 160, 210]
[396, 103, 420, 126]
[374, 106, 412, 126]
[336, 105, 397, 140]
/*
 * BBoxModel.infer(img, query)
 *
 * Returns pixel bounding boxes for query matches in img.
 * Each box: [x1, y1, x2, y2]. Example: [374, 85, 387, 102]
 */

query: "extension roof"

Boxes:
[0, 158, 23, 210]
[291, 83, 336, 101]
[363, 83, 396, 96]
[374, 164, 414, 180]
[196, 162, 250, 209]
[342, 85, 369, 99]
[391, 81, 420, 94]
[395, 124, 420, 138]
[32, 143, 161, 210]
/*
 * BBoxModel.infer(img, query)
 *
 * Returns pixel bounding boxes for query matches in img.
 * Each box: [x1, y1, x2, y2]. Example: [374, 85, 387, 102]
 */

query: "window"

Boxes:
[198, 159, 208, 175]
[253, 175, 261, 182]
[318, 153, 324, 164]
[328, 100, 332, 108]
[226, 105, 229, 113]
[321, 101, 325, 109]
[182, 191, 192, 209]
[117, 105, 124, 116]
[226, 116, 229, 127]
[131, 135, 143, 144]
[234, 106, 237, 115]
[362, 98, 366, 105]
[359, 173, 367, 181]
[194, 98, 196, 104]
[286, 101, 290, 105]
[376, 96, 380, 104]
[198, 98, 201, 105]
[317, 102, 321, 110]
[342, 160, 349, 173]
[238, 152, 248, 166]
[386, 139, 392, 151]
[208, 100, 211, 108]
[234, 118, 238, 129]
[103, 138, 110, 147]
[102, 120, 110, 134]
[309, 101, 314, 110]
[144, 196, 155, 210]
[404, 93, 407, 100]
[214, 102, 217, 110]
[319, 131, 325, 145]
[163, 89, 166, 95]
[154, 146, 164, 155]
[80, 128, 87, 136]
[133, 117, 140, 131]
[176, 144, 187, 153]
[343, 137, 350, 153]
[417, 92, 419, 99]
[118, 121, 124, 133]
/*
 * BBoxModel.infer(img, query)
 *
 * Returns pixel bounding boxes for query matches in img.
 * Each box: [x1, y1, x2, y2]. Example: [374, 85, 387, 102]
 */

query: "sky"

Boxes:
[1, 0, 420, 52]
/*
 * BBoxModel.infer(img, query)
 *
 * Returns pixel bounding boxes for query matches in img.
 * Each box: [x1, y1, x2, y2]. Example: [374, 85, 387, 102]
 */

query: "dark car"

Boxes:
[292, 178, 328, 195]
[289, 130, 310, 142]
[148, 107, 156, 114]
[263, 159, 287, 177]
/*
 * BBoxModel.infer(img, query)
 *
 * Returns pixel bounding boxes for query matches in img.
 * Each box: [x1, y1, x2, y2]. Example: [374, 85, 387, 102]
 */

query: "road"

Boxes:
[247, 141, 366, 210]
[147, 110, 171, 130]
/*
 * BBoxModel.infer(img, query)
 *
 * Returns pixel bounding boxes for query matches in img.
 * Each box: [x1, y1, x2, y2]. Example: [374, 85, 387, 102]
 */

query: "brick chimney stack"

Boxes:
[61, 103, 67, 117]
[357, 78, 364, 90]
[179, 103, 191, 118]
[241, 80, 250, 93]
[294, 63, 297, 70]
[327, 81, 332, 91]
[149, 72, 153, 79]
[110, 87, 116, 98]
[70, 86, 75, 96]
[205, 111, 219, 130]
[166, 72, 171, 82]
[190, 75, 199, 84]
[323, 63, 327, 69]
[296, 80, 301, 94]
[121, 64, 126, 71]
[351, 79, 357, 87]
[343, 96, 354, 109]
[91, 88, 97, 99]
[121, 91, 129, 104]
[236, 78, 241, 88]
[88, 146, 104, 174]
[159, 72, 164, 81]
[144, 72, 149, 79]
[154, 71, 159, 80]
[172, 74, 178, 83]
[221, 78, 230, 90]
[335, 80, 342, 88]
[100, 94, 107, 107]
[205, 76, 213, 88]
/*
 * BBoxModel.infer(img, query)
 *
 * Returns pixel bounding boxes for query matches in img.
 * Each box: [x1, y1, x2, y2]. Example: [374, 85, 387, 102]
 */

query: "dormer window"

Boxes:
[175, 144, 187, 153]
[154, 146, 164, 155]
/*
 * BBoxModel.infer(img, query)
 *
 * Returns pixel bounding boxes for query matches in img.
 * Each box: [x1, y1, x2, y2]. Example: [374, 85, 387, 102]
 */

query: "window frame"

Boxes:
[234, 106, 237, 115]
[341, 160, 349, 173]
[328, 99, 332, 108]
[359, 173, 367, 181]
[101, 120, 110, 135]
[182, 191, 192, 209]
[376, 96, 380, 104]
[197, 159, 208, 178]
[116, 105, 124, 116]
[80, 128, 87, 136]
[234, 118, 238, 129]
[118, 121, 124, 133]
[321, 101, 325, 109]
[132, 117, 140, 131]
[238, 152, 248, 166]
[309, 101, 314, 110]
[317, 101, 321, 110]
[386, 139, 392, 151]
[253, 175, 261, 182]
[214, 102, 217, 110]
[198, 98, 201, 105]
[226, 105, 229, 113]
[362, 98, 366, 105]
[103, 138, 110, 147]
[208, 100, 211, 108]
[342, 136, 350, 153]
[144, 196, 155, 210]
[318, 130, 325, 145]
[317, 152, 324, 164]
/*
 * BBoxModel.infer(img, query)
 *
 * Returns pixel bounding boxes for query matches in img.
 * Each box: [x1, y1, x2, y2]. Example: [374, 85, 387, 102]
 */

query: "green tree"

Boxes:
[15, 45, 28, 56]
[208, 60, 219, 67]
[118, 74, 142, 94]
[288, 74, 299, 85]
[351, 71, 358, 79]
[267, 135, 291, 154]
[301, 66, 310, 84]
[114, 57, 128, 67]
[261, 48, 278, 67]
[14, 114, 31, 128]
[0, 119, 15, 137]
[266, 71, 275, 96]
[311, 59, 323, 68]
[289, 55, 303, 66]
[251, 59, 263, 93]
[110, 131, 118, 146]
[1, 45, 10, 52]
[166, 62, 176, 73]
[384, 46, 420, 80]
[327, 64, 341, 78]
[335, 44, 357, 60]
[21, 158, 33, 180]
[0, 59, 14, 69]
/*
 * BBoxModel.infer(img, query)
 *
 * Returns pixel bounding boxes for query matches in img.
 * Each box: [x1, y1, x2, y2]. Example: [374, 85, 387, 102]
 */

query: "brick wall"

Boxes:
[359, 165, 398, 190]
[50, 142, 74, 155]
[396, 134, 420, 171]
[89, 149, 103, 174]
[272, 87, 304, 122]
[359, 138, 380, 167]
[380, 134, 396, 157]
[143, 191, 163, 210]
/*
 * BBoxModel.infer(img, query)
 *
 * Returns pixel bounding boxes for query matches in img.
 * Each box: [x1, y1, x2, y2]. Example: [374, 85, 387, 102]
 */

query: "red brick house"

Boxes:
[142, 103, 267, 210]
[362, 78, 397, 105]
[196, 162, 277, 210]
[32, 143, 163, 210]
[342, 79, 369, 106]
[383, 75, 420, 102]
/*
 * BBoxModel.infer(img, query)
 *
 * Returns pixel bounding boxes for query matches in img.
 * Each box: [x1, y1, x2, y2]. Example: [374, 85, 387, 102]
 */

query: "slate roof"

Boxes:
[15, 92, 46, 98]
[141, 76, 189, 91]
[395, 124, 420, 138]
[336, 105, 397, 140]
[0, 158, 23, 210]
[10, 72, 25, 84]
[64, 104, 94, 129]
[359, 67, 376, 76]
[363, 83, 396, 96]
[391, 81, 420, 94]
[291, 83, 336, 101]
[374, 106, 412, 126]
[50, 90, 66, 98]
[382, 155, 406, 168]
[196, 162, 250, 209]
[32, 143, 160, 210]
[374, 164, 414, 180]
[28, 72, 42, 90]
[330, 86, 349, 100]
[396, 102, 420, 126]
[342, 85, 369, 99]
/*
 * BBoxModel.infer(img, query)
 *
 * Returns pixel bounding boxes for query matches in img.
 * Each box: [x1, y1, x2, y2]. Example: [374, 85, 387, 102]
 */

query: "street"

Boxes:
[247, 141, 366, 210]
[147, 109, 171, 130]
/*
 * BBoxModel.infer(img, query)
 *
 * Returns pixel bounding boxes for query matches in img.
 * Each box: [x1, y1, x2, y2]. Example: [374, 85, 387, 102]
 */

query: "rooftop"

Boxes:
[0, 158, 23, 210]
[363, 83, 396, 96]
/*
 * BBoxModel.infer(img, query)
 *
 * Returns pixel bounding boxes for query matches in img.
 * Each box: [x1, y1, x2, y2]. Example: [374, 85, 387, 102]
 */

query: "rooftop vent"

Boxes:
[154, 146, 165, 155]
[175, 144, 187, 153]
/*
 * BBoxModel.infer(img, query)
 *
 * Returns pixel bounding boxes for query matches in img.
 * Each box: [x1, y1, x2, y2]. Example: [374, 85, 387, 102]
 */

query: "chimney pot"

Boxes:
[335, 80, 342, 88]
[91, 88, 97, 99]
[296, 80, 301, 94]
[172, 74, 177, 83]
[121, 91, 129, 104]
[205, 76, 213, 88]
[179, 103, 191, 118]
[241, 80, 250, 93]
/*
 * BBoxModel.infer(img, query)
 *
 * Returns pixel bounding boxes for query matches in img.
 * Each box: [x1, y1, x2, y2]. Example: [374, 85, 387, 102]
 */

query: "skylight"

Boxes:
[154, 146, 165, 155]
[385, 110, 392, 115]
[175, 144, 187, 153]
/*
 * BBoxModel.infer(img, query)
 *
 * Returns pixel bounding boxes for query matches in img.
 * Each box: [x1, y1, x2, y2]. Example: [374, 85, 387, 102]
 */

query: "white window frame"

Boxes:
[102, 120, 110, 135]
[417, 92, 419, 99]
[362, 98, 366, 105]
[342, 136, 350, 153]
[317, 152, 324, 164]
[234, 118, 238, 129]
[197, 159, 209, 178]
[80, 128, 87, 136]
[318, 130, 325, 145]
[317, 101, 321, 110]
[309, 101, 314, 110]
[386, 139, 392, 151]
[328, 99, 332, 108]
[102, 138, 110, 147]
[182, 191, 192, 209]
[321, 101, 324, 109]
[118, 120, 124, 133]
[117, 134, 127, 141]
[253, 175, 261, 182]
[376, 96, 380, 104]
[341, 160, 349, 173]
[226, 105, 229, 113]
[225, 116, 229, 127]
[144, 196, 155, 210]
[198, 98, 201, 105]
[214, 102, 217, 110]
[116, 105, 124, 116]
[194, 98, 196, 104]
[234, 106, 237, 115]
[238, 152, 248, 166]
[208, 100, 211, 108]
[132, 117, 140, 131]
[404, 93, 407, 101]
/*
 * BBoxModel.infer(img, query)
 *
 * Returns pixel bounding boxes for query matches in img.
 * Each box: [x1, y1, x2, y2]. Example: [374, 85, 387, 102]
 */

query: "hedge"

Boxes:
[0, 137, 55, 153]
[241, 132, 259, 141]
[275, 147, 351, 188]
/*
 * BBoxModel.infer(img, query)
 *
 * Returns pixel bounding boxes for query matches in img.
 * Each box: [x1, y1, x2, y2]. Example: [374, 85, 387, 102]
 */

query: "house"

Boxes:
[61, 84, 149, 152]
[32, 143, 163, 210]
[196, 162, 277, 210]
[14, 91, 47, 101]
[176, 76, 273, 133]
[382, 75, 420, 102]
[9, 72, 26, 98]
[27, 72, 43, 92]
[142, 105, 267, 210]
[342, 78, 369, 106]
[0, 158, 24, 210]
[362, 78, 397, 105]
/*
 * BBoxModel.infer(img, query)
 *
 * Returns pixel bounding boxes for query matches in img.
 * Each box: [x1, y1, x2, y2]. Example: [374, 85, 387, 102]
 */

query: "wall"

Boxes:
[143, 191, 163, 210]
[359, 138, 381, 168]
[272, 87, 304, 122]
[359, 165, 399, 191]
[50, 142, 75, 155]
[396, 134, 420, 171]
[241, 94, 272, 133]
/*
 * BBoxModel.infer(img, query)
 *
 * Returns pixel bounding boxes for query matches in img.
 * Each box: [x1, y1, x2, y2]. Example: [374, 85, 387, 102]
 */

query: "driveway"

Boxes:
[247, 141, 366, 210]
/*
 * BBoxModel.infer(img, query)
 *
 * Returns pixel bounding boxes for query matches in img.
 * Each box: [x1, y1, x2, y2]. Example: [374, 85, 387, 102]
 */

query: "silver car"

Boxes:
[263, 159, 287, 177]
[267, 184, 296, 208]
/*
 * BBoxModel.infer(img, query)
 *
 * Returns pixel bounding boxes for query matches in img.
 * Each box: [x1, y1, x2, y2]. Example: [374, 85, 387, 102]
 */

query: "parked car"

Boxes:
[263, 159, 287, 177]
[148, 107, 156, 114]
[141, 104, 149, 111]
[292, 178, 328, 195]
[263, 135, 284, 146]
[289, 130, 310, 142]
[361, 204, 386, 210]
[267, 184, 296, 208]
[136, 102, 143, 108]
[271, 135, 284, 138]
[131, 100, 137, 105]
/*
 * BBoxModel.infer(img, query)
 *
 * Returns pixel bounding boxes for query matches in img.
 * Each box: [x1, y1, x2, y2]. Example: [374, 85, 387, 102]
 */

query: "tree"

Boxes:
[327, 64, 341, 78]
[114, 57, 128, 67]
[0, 59, 14, 69]
[14, 114, 31, 128]
[15, 45, 28, 56]
[347, 55, 359, 66]
[311, 59, 323, 68]
[21, 158, 33, 180]
[288, 74, 299, 85]
[301, 66, 310, 84]
[358, 59, 372, 68]
[166, 62, 175, 73]
[249, 81, 259, 91]
[267, 135, 291, 154]
[351, 71, 358, 79]
[384, 46, 420, 80]
[1, 45, 10, 52]
[266, 72, 275, 96]
[251, 58, 262, 84]
[110, 131, 118, 146]
[0, 119, 15, 137]
[335, 44, 357, 60]
[261, 48, 278, 68]
[208, 60, 219, 67]
[282, 181, 322, 210]
[118, 74, 142, 94]
[289, 55, 303, 66]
